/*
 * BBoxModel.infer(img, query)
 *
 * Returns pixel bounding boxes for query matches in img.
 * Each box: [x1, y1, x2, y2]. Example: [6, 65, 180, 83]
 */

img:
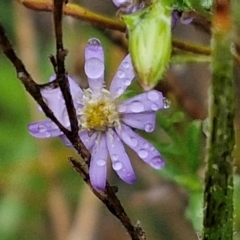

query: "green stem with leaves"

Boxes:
[202, 1, 235, 239]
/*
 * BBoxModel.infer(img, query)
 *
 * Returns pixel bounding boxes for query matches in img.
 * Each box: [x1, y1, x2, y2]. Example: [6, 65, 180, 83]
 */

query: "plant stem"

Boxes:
[202, 1, 235, 239]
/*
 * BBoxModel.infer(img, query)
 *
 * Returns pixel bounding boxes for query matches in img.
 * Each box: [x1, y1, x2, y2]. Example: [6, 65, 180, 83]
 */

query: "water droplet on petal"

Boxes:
[85, 58, 104, 79]
[113, 161, 123, 171]
[131, 101, 144, 113]
[150, 157, 164, 169]
[147, 91, 159, 101]
[118, 104, 127, 113]
[123, 78, 131, 86]
[45, 132, 51, 138]
[121, 133, 138, 147]
[151, 103, 159, 111]
[88, 38, 100, 46]
[138, 149, 148, 159]
[38, 125, 47, 133]
[163, 98, 171, 109]
[112, 154, 119, 161]
[143, 143, 149, 148]
[144, 123, 154, 132]
[116, 87, 124, 96]
[123, 62, 129, 68]
[96, 159, 106, 166]
[117, 70, 125, 78]
[130, 137, 138, 147]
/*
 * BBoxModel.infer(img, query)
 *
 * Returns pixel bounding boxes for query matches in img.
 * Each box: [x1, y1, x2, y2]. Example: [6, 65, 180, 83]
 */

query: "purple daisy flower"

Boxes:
[29, 38, 166, 190]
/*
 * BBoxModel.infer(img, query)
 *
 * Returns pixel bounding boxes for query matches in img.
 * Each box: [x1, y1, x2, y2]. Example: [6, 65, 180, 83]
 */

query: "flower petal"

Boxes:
[41, 86, 70, 127]
[59, 131, 98, 150]
[112, 0, 127, 7]
[48, 75, 83, 98]
[28, 119, 62, 138]
[117, 90, 164, 114]
[85, 38, 105, 94]
[59, 135, 72, 147]
[115, 124, 165, 169]
[79, 131, 98, 151]
[110, 54, 135, 99]
[106, 129, 136, 184]
[122, 112, 156, 132]
[89, 134, 108, 190]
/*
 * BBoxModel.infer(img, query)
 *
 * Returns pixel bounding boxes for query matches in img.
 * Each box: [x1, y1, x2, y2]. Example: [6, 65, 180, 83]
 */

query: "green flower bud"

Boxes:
[122, 0, 172, 90]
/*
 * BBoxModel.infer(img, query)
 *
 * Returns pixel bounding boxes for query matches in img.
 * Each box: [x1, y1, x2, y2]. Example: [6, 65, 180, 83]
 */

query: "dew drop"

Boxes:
[147, 91, 159, 101]
[117, 104, 127, 113]
[150, 157, 164, 169]
[84, 58, 104, 79]
[138, 149, 148, 159]
[123, 78, 131, 86]
[96, 159, 106, 166]
[151, 103, 159, 111]
[117, 70, 125, 78]
[45, 132, 51, 138]
[163, 98, 171, 109]
[131, 101, 144, 113]
[113, 161, 123, 171]
[38, 125, 47, 133]
[144, 123, 154, 132]
[112, 154, 119, 161]
[116, 87, 124, 96]
[122, 62, 129, 68]
[143, 143, 149, 148]
[88, 38, 100, 46]
[121, 133, 138, 147]
[130, 137, 138, 147]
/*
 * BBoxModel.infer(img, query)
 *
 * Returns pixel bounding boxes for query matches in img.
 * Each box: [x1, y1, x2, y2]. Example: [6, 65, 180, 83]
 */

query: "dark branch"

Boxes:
[53, 0, 79, 136]
[0, 11, 146, 240]
[69, 158, 146, 240]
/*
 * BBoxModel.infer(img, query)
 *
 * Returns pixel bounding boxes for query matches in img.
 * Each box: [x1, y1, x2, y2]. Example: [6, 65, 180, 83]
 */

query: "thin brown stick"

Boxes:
[0, 18, 145, 240]
[69, 158, 146, 240]
[53, 0, 79, 138]
[18, 0, 125, 31]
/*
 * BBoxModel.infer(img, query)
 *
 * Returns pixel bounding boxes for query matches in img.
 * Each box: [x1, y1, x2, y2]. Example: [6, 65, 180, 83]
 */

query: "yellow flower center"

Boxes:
[79, 89, 120, 131]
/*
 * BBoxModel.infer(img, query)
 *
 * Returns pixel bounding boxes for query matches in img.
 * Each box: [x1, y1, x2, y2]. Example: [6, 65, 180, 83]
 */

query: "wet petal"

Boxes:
[68, 76, 83, 98]
[116, 124, 165, 169]
[110, 54, 135, 99]
[89, 134, 108, 190]
[122, 112, 156, 132]
[85, 38, 105, 94]
[28, 119, 62, 138]
[112, 0, 127, 7]
[49, 75, 83, 98]
[106, 129, 136, 184]
[79, 131, 98, 151]
[59, 135, 72, 147]
[117, 90, 164, 114]
[41, 86, 70, 127]
[60, 131, 98, 149]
